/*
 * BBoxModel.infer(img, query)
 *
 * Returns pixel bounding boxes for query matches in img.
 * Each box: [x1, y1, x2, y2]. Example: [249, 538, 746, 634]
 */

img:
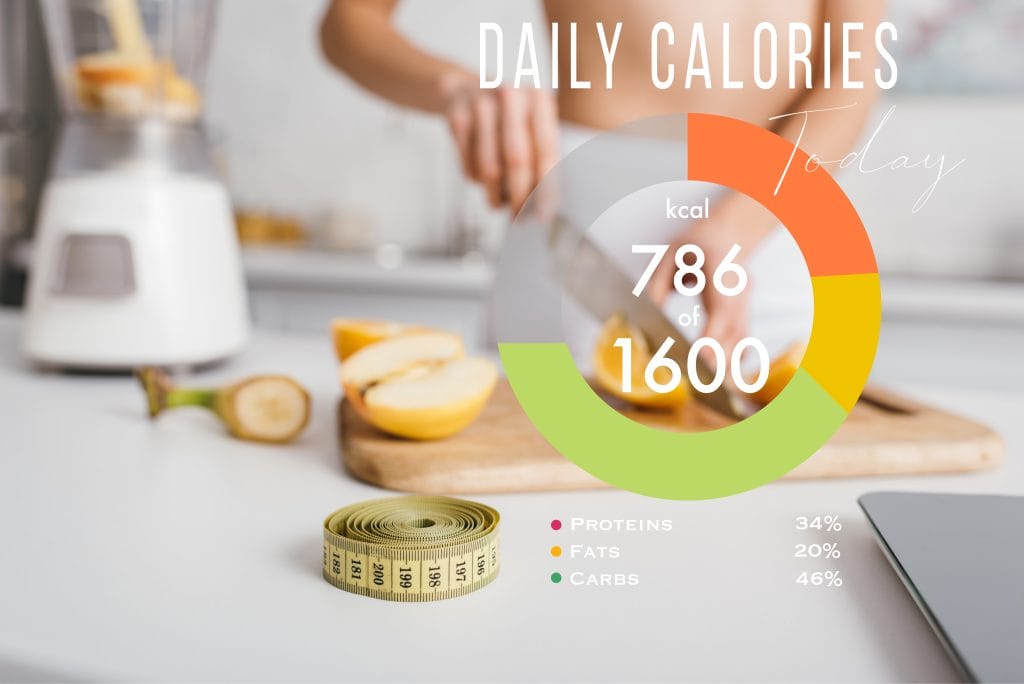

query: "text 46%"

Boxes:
[795, 570, 843, 588]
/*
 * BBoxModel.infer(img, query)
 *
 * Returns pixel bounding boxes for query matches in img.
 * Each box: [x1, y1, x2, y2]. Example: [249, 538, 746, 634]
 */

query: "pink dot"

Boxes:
[550, 519, 562, 531]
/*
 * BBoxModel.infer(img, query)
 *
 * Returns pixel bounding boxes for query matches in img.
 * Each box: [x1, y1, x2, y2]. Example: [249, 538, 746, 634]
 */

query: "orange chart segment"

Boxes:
[802, 273, 882, 412]
[687, 113, 877, 278]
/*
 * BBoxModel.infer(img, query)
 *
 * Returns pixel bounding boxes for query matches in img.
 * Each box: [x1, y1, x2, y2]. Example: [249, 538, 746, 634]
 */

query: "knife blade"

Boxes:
[549, 216, 744, 420]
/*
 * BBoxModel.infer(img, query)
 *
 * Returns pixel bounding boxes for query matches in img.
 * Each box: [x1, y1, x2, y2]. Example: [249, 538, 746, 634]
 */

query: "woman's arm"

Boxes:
[319, 0, 473, 112]
[319, 0, 559, 213]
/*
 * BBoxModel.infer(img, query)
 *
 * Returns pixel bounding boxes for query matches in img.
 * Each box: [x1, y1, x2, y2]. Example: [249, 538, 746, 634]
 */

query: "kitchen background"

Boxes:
[2, 0, 1023, 341]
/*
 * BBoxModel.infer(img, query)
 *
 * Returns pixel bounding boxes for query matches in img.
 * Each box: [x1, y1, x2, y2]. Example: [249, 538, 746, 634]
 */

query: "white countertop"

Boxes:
[0, 309, 1020, 682]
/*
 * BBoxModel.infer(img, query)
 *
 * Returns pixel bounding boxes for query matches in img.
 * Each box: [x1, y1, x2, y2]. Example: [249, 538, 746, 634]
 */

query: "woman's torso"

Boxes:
[543, 0, 824, 129]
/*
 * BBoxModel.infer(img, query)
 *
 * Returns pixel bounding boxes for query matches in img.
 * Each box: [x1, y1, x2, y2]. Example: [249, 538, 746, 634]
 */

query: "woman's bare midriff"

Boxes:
[543, 0, 824, 130]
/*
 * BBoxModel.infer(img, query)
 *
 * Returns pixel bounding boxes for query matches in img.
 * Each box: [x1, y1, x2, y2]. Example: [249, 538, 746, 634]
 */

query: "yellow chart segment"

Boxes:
[801, 273, 882, 412]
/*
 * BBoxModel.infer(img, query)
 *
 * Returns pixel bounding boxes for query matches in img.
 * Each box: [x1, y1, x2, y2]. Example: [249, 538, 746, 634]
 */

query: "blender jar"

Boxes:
[41, 0, 216, 123]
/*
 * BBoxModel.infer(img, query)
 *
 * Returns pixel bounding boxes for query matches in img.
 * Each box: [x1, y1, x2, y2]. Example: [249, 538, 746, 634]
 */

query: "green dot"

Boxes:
[550, 572, 562, 584]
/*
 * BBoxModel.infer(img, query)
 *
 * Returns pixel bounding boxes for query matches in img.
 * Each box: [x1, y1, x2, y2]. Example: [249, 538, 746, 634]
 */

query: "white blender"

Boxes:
[24, 0, 249, 368]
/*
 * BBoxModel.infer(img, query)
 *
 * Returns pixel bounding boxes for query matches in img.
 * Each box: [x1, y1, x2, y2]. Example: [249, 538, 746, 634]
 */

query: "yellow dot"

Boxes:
[550, 546, 562, 557]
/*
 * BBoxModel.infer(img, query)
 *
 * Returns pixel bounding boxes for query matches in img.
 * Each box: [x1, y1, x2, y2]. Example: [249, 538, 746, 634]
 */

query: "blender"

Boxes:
[24, 0, 249, 368]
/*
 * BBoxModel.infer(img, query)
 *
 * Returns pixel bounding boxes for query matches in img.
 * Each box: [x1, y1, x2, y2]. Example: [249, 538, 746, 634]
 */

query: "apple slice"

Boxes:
[361, 358, 497, 440]
[341, 332, 464, 390]
[340, 333, 497, 440]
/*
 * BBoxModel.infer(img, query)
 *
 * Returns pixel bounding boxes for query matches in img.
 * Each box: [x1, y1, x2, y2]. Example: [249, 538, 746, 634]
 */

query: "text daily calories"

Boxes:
[480, 20, 899, 91]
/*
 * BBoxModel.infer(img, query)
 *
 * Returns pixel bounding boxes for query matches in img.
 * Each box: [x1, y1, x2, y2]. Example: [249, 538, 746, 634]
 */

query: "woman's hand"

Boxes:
[441, 79, 559, 216]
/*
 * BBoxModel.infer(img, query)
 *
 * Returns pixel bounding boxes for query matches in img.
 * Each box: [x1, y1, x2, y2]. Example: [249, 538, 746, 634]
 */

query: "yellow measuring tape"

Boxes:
[322, 496, 500, 602]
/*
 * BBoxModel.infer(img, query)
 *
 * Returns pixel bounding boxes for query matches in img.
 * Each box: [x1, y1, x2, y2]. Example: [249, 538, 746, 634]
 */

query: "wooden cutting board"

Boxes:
[338, 380, 1003, 494]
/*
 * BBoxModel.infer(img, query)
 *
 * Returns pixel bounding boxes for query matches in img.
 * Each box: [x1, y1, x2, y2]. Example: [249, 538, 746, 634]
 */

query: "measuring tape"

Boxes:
[322, 496, 500, 602]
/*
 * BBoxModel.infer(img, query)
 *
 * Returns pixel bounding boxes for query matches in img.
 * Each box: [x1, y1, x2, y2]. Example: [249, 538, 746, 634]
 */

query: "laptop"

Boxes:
[859, 492, 1024, 683]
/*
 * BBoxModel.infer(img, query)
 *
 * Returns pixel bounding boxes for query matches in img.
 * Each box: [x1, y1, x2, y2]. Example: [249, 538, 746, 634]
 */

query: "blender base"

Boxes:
[23, 168, 250, 369]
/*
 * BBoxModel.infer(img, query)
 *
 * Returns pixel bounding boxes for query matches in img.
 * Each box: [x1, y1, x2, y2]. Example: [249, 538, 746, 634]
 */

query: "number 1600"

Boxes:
[614, 336, 769, 394]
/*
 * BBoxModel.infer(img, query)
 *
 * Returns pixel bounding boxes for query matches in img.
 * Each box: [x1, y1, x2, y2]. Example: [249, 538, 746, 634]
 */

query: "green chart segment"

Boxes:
[501, 344, 848, 500]
[498, 113, 881, 499]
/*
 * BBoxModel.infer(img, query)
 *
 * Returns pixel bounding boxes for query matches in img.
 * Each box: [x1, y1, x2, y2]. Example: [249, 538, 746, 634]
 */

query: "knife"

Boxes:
[548, 216, 744, 420]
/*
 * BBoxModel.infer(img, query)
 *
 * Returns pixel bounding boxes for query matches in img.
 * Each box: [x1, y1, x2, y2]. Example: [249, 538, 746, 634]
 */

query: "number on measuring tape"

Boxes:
[428, 565, 442, 588]
[476, 552, 487, 579]
[331, 550, 342, 576]
[399, 566, 413, 589]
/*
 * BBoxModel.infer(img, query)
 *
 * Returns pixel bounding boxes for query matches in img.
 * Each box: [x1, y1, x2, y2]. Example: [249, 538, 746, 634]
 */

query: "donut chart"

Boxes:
[497, 113, 881, 500]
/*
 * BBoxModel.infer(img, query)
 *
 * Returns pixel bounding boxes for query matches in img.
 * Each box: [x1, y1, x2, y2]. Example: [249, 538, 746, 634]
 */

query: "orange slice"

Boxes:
[592, 314, 689, 410]
[748, 341, 807, 406]
[330, 319, 431, 361]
